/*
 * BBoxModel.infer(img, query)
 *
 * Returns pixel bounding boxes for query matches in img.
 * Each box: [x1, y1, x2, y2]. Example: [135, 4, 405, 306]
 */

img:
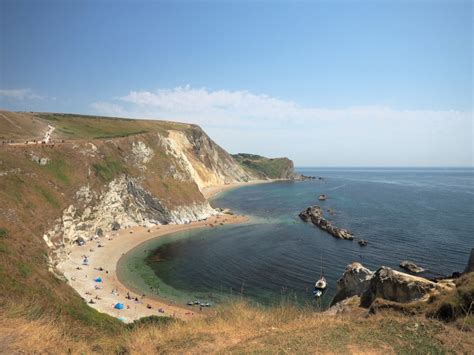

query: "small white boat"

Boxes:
[313, 289, 323, 298]
[315, 276, 327, 290]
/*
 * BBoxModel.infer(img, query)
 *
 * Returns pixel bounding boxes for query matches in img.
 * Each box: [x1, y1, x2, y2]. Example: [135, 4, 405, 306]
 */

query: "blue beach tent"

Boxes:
[94, 277, 102, 282]
[114, 303, 124, 310]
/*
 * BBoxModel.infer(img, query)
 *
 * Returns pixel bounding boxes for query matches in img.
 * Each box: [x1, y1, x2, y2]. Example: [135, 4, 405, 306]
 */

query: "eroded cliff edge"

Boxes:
[0, 111, 298, 268]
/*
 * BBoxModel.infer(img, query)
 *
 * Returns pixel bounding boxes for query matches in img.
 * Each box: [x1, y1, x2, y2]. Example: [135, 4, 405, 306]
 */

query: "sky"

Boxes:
[0, 0, 472, 167]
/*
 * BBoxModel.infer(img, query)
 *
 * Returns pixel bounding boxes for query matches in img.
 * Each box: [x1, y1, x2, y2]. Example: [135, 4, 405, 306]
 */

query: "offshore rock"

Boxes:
[299, 205, 354, 240]
[399, 260, 425, 273]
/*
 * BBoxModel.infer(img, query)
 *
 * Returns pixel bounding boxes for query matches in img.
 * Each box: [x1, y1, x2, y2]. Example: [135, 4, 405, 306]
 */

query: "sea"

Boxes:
[117, 168, 474, 308]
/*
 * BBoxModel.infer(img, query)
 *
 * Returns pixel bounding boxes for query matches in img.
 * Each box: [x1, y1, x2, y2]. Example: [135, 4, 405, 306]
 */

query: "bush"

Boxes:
[0, 228, 8, 238]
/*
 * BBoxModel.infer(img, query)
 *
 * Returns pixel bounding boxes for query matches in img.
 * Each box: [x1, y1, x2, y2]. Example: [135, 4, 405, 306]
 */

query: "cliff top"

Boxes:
[0, 111, 198, 141]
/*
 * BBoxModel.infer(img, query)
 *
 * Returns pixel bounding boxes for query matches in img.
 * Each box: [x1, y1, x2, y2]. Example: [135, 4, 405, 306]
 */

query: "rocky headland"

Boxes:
[330, 261, 467, 312]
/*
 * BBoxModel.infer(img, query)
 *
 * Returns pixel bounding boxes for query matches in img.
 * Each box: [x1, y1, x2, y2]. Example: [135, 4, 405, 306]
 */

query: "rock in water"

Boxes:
[331, 262, 374, 306]
[360, 266, 450, 307]
[465, 248, 474, 273]
[298, 205, 354, 240]
[399, 260, 425, 273]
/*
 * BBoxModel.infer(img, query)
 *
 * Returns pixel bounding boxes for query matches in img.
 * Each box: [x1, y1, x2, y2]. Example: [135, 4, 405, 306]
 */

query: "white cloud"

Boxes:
[0, 88, 44, 100]
[91, 86, 473, 166]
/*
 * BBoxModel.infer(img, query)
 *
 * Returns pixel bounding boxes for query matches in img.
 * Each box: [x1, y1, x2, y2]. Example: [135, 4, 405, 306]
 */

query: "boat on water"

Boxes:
[313, 255, 327, 298]
[314, 276, 327, 290]
[312, 289, 323, 298]
[318, 194, 327, 201]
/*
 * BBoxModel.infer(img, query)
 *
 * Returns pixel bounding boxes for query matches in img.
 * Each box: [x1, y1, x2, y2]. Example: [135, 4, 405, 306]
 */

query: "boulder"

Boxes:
[360, 266, 448, 308]
[465, 248, 474, 273]
[331, 262, 374, 306]
[399, 260, 425, 273]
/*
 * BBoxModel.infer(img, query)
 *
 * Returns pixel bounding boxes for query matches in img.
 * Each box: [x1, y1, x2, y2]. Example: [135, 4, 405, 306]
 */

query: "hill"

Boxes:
[232, 153, 297, 179]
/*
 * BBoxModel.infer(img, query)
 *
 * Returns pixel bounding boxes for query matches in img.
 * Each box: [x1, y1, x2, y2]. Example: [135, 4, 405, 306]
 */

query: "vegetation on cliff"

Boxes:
[232, 153, 296, 179]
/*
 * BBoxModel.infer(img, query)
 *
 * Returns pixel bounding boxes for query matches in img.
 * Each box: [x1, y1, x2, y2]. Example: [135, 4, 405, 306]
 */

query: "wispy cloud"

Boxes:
[91, 86, 473, 166]
[92, 85, 470, 128]
[0, 88, 44, 100]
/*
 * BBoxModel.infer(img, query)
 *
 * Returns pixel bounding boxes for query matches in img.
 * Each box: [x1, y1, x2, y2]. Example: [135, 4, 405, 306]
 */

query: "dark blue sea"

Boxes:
[118, 168, 474, 307]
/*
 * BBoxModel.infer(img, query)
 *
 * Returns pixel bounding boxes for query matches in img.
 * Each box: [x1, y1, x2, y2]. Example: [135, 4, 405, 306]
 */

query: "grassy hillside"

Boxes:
[2, 296, 473, 353]
[232, 153, 295, 179]
[38, 113, 193, 140]
[0, 111, 194, 141]
[0, 112, 219, 333]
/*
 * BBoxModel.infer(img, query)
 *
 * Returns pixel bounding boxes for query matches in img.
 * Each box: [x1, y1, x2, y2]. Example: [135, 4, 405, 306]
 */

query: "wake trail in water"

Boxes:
[327, 184, 347, 191]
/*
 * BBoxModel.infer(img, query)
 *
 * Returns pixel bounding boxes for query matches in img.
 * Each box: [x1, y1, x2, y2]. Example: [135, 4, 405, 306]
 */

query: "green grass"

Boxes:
[0, 228, 8, 238]
[92, 159, 124, 181]
[34, 185, 60, 209]
[42, 158, 70, 184]
[18, 263, 32, 277]
[61, 302, 123, 333]
[232, 153, 293, 179]
[36, 113, 192, 140]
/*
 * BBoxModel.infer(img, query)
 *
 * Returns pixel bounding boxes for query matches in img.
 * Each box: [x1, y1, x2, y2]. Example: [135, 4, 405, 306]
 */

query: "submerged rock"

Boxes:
[399, 260, 425, 273]
[331, 262, 374, 306]
[299, 205, 354, 240]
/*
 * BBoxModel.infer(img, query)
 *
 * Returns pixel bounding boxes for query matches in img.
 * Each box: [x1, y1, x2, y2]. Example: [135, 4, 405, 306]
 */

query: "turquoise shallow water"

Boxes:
[118, 168, 474, 308]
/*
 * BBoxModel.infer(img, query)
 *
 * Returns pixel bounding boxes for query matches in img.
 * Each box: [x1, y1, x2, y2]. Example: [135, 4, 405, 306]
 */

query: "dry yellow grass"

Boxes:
[2, 301, 472, 354]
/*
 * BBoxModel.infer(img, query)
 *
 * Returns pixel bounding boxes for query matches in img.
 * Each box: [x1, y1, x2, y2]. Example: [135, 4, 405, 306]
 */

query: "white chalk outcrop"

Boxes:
[44, 174, 221, 264]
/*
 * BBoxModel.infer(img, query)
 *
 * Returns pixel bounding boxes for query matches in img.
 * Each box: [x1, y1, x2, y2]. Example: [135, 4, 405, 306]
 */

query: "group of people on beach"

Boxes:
[71, 229, 196, 321]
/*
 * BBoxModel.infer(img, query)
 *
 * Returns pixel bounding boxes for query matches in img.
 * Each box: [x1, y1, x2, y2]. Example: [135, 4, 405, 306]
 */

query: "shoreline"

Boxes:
[58, 214, 249, 322]
[58, 179, 271, 323]
[202, 179, 275, 200]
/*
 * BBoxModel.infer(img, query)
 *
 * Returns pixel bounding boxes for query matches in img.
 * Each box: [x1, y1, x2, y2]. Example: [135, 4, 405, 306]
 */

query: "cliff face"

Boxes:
[0, 111, 296, 267]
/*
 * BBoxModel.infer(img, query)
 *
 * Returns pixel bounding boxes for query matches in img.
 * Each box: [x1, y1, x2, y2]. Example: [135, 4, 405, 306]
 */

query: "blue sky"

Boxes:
[1, 0, 472, 166]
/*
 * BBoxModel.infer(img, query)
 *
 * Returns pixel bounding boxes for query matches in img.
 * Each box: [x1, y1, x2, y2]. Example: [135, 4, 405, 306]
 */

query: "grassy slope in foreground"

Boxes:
[2, 294, 474, 353]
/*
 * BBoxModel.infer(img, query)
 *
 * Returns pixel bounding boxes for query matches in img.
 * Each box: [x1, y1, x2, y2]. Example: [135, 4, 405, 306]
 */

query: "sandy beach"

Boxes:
[57, 180, 276, 323]
[202, 179, 274, 199]
[58, 213, 249, 323]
